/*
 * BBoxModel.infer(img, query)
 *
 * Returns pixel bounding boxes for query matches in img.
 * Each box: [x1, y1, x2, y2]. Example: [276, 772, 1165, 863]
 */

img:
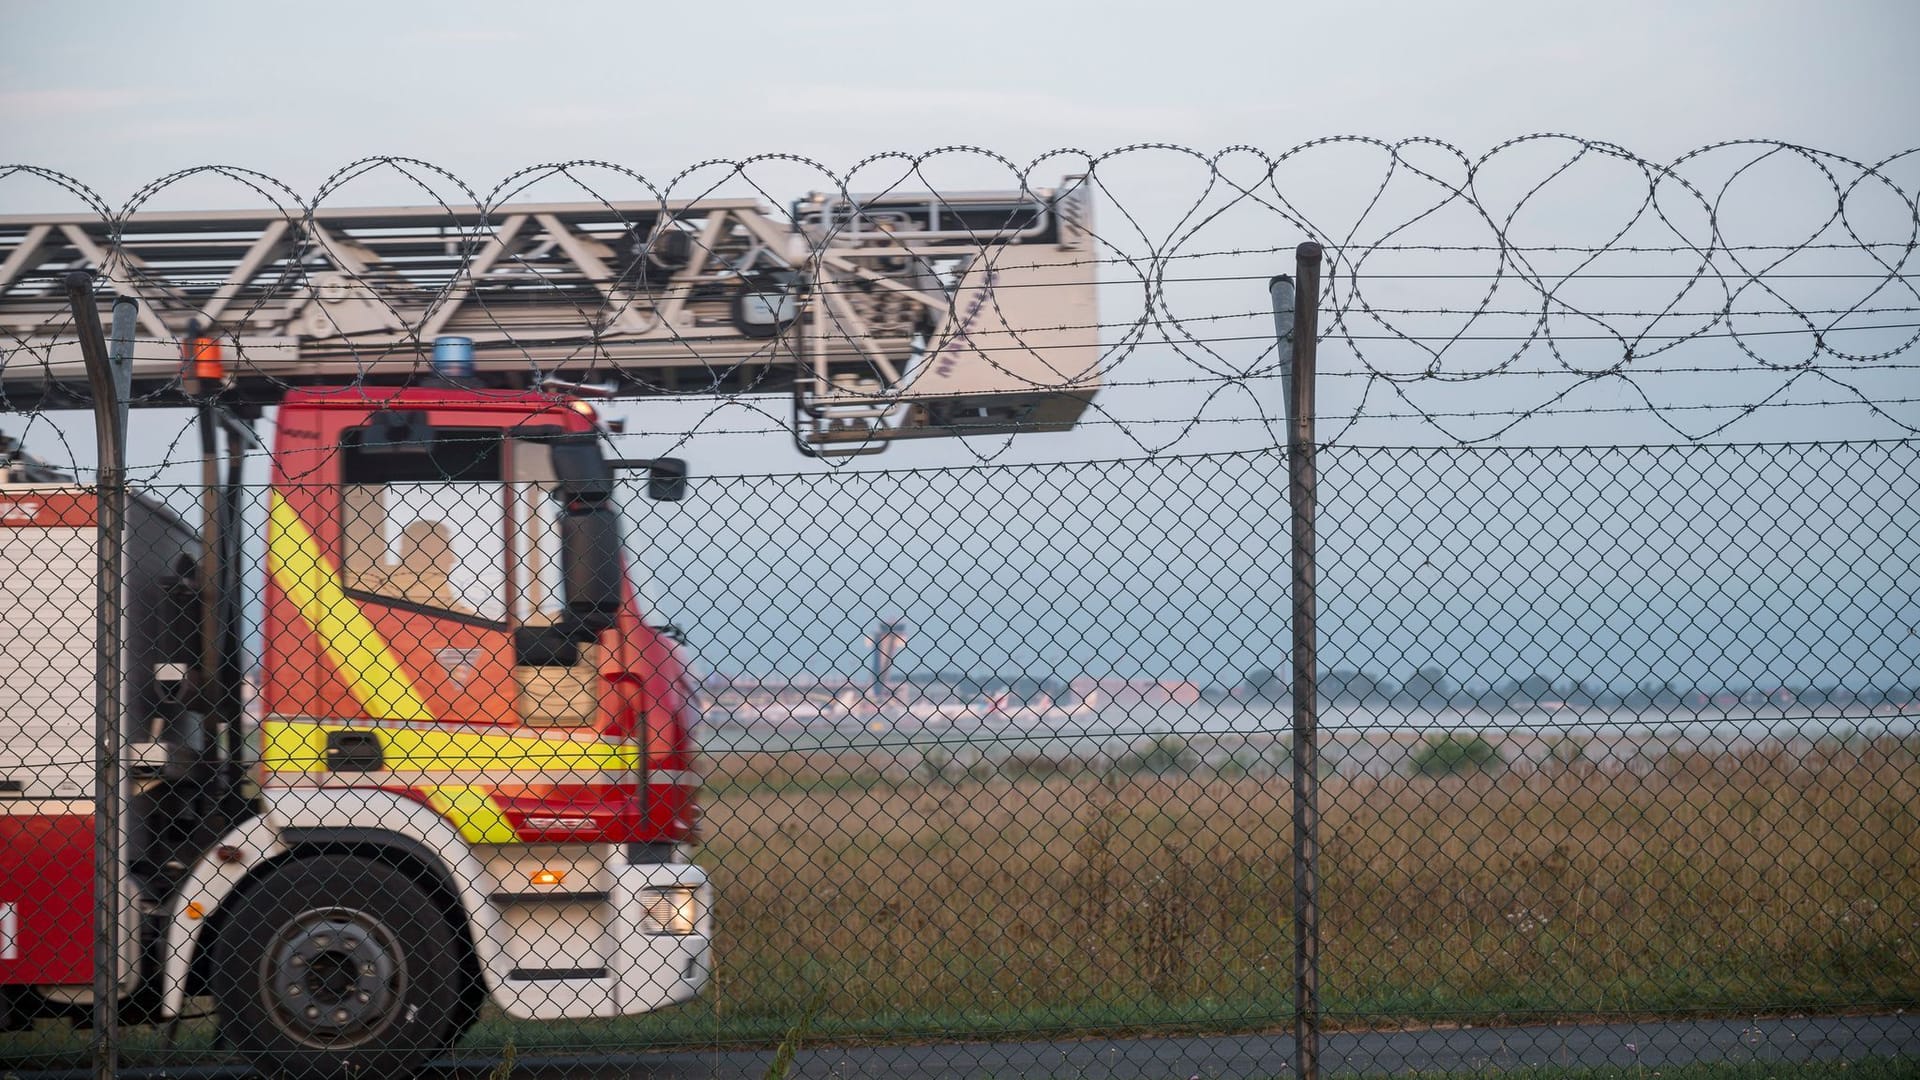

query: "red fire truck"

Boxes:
[0, 180, 1098, 1078]
[1, 376, 709, 1078]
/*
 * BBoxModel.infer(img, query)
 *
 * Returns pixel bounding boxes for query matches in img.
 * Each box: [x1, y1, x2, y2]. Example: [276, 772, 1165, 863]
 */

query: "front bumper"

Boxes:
[488, 860, 712, 1020]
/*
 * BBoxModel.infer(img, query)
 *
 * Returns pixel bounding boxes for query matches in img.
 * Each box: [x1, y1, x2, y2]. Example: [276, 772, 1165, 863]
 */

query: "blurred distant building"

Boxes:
[868, 616, 910, 690]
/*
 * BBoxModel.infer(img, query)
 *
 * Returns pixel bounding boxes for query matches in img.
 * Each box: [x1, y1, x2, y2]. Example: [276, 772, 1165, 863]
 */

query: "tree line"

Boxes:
[1236, 667, 1917, 709]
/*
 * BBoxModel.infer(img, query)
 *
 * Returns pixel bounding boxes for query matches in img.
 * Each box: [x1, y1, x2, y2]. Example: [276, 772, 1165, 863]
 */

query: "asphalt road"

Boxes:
[9, 1014, 1917, 1079]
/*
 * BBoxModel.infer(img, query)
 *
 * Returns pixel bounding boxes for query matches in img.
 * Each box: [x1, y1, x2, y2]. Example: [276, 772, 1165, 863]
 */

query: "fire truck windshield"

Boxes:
[337, 431, 577, 630]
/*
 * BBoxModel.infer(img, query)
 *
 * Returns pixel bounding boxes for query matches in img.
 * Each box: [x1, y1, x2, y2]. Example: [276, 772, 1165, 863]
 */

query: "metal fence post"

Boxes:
[1272, 241, 1324, 1080]
[66, 273, 132, 1080]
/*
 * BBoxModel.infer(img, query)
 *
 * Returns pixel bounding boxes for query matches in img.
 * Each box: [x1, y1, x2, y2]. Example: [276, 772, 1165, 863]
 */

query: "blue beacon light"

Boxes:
[432, 335, 476, 378]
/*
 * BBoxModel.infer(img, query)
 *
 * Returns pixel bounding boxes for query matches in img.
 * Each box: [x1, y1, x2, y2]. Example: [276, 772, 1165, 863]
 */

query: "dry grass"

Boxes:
[697, 737, 1920, 1031]
[7, 740, 1914, 1068]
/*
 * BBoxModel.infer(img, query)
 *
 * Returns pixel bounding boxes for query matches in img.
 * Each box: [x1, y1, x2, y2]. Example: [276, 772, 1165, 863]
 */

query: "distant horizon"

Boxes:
[698, 665, 1919, 703]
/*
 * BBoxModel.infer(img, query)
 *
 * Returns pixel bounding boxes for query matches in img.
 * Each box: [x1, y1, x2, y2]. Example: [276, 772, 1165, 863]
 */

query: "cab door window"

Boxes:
[339, 430, 508, 624]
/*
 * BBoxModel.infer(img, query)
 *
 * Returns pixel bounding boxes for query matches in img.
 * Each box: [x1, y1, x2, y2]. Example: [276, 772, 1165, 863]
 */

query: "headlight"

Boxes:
[641, 885, 702, 935]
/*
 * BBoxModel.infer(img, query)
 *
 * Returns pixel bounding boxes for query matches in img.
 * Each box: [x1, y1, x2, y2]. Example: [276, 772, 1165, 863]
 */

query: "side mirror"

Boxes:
[609, 456, 690, 501]
[560, 503, 622, 634]
[647, 457, 687, 502]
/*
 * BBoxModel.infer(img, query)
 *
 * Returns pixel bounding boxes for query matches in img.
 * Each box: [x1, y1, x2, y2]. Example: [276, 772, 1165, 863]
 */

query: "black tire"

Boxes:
[208, 855, 461, 1080]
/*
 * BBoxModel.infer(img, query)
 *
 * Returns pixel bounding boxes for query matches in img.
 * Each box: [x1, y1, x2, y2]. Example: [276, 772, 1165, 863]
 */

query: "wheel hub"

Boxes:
[263, 908, 407, 1047]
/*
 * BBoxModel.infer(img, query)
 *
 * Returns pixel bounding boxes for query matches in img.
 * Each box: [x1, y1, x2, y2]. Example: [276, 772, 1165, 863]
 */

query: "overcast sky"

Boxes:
[3, 1, 1917, 461]
[4, 0, 1915, 464]
[0, 0, 1914, 192]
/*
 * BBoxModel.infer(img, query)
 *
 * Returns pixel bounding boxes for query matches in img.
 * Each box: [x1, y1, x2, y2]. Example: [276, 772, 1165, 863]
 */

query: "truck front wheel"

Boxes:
[209, 854, 461, 1080]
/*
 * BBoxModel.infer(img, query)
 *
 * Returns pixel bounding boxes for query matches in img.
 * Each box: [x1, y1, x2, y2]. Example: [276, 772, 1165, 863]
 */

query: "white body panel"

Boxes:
[0, 521, 97, 799]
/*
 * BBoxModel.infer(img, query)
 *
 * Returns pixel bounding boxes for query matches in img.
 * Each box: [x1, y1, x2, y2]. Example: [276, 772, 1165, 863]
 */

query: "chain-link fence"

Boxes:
[649, 440, 1920, 1067]
[2, 142, 1917, 1077]
[3, 439, 1914, 1077]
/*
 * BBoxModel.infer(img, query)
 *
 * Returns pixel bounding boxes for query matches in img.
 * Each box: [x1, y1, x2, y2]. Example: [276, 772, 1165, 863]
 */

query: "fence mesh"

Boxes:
[663, 442, 1920, 1055]
[0, 143, 1916, 1078]
[1, 442, 1912, 1076]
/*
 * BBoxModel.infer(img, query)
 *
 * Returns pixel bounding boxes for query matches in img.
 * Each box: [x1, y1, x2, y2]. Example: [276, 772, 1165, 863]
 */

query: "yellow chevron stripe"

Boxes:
[267, 492, 432, 722]
[260, 720, 638, 774]
[421, 785, 521, 845]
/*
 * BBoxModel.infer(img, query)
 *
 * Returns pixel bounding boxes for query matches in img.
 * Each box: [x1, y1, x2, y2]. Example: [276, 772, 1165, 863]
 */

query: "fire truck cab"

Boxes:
[0, 384, 709, 1078]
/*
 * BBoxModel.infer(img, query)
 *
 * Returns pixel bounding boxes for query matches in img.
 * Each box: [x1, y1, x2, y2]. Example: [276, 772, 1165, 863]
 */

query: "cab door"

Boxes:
[265, 426, 518, 731]
[334, 427, 519, 727]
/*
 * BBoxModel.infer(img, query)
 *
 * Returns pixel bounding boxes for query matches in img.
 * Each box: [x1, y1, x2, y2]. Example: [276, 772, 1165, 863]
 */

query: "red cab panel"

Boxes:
[0, 813, 95, 985]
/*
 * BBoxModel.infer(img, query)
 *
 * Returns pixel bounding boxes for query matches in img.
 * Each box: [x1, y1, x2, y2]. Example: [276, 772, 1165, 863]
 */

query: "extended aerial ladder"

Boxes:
[0, 179, 1100, 453]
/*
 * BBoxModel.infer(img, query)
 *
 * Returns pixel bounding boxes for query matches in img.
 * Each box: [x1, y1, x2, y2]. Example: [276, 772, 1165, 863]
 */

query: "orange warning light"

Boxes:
[183, 336, 224, 382]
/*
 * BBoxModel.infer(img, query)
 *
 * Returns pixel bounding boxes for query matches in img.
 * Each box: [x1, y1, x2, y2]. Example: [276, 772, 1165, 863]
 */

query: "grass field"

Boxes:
[675, 736, 1920, 1041]
[5, 738, 1916, 1068]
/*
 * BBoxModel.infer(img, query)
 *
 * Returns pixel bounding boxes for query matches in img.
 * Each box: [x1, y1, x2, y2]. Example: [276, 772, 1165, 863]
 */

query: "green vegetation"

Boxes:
[1115, 733, 1196, 774]
[487, 1040, 516, 1080]
[1410, 731, 1506, 776]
